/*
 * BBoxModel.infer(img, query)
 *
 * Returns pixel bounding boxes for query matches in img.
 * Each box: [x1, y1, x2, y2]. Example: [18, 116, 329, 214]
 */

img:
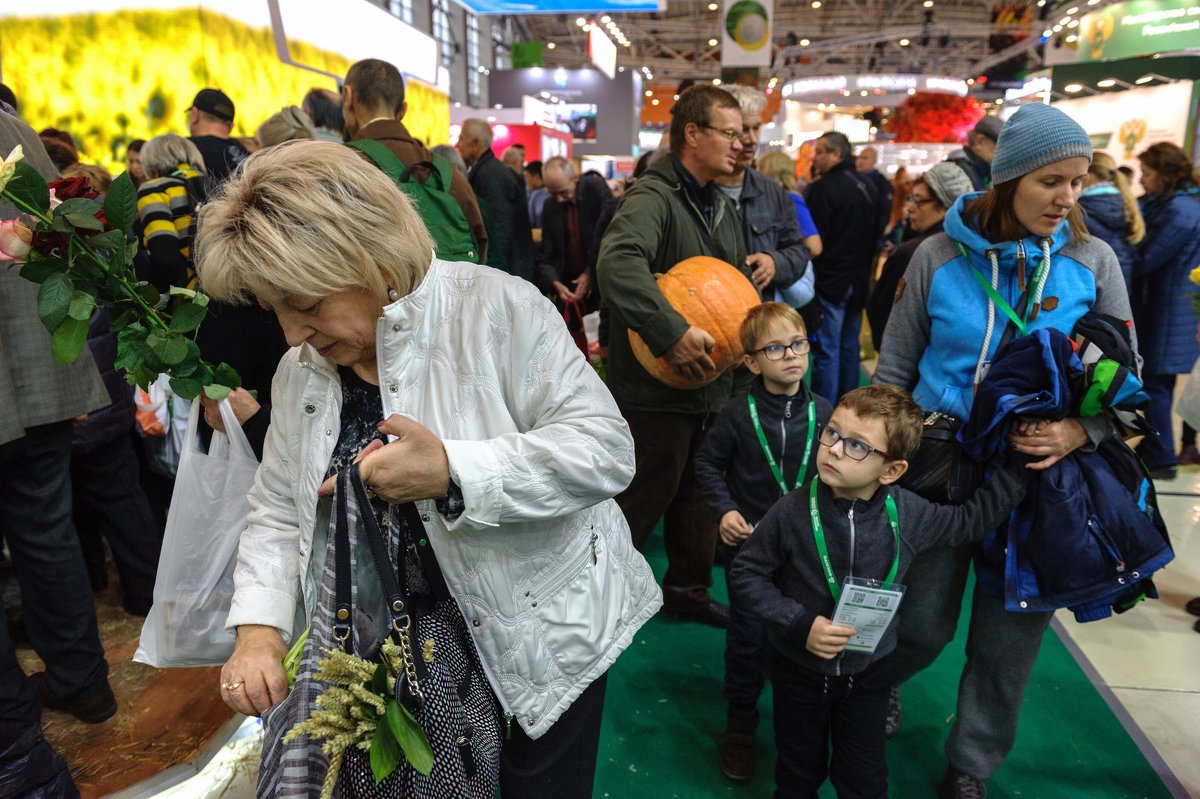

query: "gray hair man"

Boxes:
[457, 118, 534, 281]
[536, 156, 615, 307]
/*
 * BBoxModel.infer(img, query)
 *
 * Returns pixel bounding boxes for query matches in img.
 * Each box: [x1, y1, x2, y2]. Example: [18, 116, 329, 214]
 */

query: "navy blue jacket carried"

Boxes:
[1134, 188, 1200, 375]
[961, 328, 1173, 621]
[1079, 185, 1136, 294]
[696, 377, 832, 527]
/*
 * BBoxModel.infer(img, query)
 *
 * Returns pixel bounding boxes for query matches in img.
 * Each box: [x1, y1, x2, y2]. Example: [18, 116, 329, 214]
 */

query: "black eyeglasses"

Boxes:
[751, 338, 811, 360]
[906, 195, 937, 207]
[701, 125, 741, 142]
[818, 425, 894, 461]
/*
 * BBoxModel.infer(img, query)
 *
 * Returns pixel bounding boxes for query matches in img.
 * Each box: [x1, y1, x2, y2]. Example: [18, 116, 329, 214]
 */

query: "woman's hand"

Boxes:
[317, 415, 451, 503]
[221, 624, 288, 716]
[1007, 417, 1089, 471]
[201, 388, 261, 433]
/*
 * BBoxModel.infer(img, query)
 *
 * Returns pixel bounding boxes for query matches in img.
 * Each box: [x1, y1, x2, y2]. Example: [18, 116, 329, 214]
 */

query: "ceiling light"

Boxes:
[899, 38, 910, 46]
[1087, 0, 1099, 4]
[645, 89, 653, 96]
[575, 17, 586, 26]
[623, 41, 631, 47]
[708, 2, 719, 9]
[1067, 19, 1079, 27]
[547, 42, 556, 50]
[811, 1, 822, 7]
[1053, 24, 1063, 31]
[1065, 33, 1078, 42]
[1042, 28, 1053, 36]
[923, 0, 934, 6]
[829, 103, 837, 109]
[1059, 15, 1071, 24]
[995, 98, 1004, 104]
[652, 98, 660, 105]
[713, 78, 722, 85]
[1067, 6, 1078, 12]
[1135, 75, 1154, 84]
[860, 90, 868, 96]
[1064, 83, 1084, 92]
[708, 37, 719, 46]
[601, 14, 611, 22]
[1097, 79, 1116, 87]
[907, 88, 916, 95]
[673, 94, 680, 100]
[800, 37, 810, 45]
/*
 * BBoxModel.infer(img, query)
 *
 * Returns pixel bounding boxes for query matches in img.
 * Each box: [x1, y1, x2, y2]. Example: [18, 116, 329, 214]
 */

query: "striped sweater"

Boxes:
[136, 164, 199, 288]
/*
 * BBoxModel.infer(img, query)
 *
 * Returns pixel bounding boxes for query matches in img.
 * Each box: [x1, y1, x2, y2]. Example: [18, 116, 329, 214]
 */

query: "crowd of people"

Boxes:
[0, 60, 1197, 799]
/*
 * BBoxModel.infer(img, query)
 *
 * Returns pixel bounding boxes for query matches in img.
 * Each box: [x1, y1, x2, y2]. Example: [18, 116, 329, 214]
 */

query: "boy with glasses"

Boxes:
[729, 384, 1029, 798]
[696, 302, 832, 782]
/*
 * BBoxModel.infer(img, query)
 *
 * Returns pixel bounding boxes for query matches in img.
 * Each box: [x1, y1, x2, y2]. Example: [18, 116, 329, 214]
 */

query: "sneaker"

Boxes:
[884, 685, 902, 739]
[940, 767, 987, 799]
[718, 727, 756, 782]
[1147, 465, 1178, 481]
[1178, 445, 1200, 466]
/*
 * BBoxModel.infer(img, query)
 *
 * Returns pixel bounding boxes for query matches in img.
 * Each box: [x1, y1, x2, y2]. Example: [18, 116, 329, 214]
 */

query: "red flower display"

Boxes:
[885, 93, 985, 143]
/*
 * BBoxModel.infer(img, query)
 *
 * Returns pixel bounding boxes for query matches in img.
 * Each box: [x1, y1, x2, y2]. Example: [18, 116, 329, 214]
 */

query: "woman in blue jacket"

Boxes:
[874, 104, 1136, 799]
[1132, 142, 1200, 477]
[1079, 151, 1144, 295]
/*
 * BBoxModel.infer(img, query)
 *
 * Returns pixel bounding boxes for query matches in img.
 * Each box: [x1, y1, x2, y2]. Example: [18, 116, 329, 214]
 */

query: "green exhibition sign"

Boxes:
[1078, 0, 1200, 62]
[512, 41, 544, 68]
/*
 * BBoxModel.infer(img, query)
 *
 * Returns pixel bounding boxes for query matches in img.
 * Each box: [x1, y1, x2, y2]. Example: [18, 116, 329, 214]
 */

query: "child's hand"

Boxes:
[806, 616, 856, 659]
[719, 510, 753, 546]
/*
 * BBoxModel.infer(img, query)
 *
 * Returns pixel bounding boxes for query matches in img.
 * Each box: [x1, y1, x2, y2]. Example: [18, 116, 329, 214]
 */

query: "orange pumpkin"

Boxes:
[629, 255, 761, 390]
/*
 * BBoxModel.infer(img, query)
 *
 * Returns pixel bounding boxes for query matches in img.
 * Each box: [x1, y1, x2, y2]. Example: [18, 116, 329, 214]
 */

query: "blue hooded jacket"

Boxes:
[1078, 185, 1137, 295]
[1134, 188, 1200, 375]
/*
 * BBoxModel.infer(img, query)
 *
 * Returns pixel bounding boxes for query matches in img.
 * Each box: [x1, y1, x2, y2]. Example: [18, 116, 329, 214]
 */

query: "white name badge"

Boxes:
[831, 577, 907, 654]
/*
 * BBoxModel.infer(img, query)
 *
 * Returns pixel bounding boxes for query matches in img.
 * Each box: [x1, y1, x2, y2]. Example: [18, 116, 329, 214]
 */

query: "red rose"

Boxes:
[48, 176, 99, 201]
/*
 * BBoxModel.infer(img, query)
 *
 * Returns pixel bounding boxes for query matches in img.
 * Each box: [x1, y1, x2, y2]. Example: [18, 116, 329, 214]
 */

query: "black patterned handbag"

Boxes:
[332, 464, 501, 799]
[898, 412, 982, 505]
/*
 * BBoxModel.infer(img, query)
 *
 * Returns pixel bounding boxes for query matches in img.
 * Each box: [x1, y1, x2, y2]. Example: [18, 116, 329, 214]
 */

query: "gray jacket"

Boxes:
[734, 168, 811, 291]
[0, 112, 108, 446]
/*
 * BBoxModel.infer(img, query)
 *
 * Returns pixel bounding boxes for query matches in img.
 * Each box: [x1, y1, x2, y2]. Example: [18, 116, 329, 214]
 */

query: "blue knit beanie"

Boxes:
[990, 104, 1092, 185]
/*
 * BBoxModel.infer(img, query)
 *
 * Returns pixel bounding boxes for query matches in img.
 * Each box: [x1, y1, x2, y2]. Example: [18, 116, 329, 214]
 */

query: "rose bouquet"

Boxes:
[0, 145, 239, 399]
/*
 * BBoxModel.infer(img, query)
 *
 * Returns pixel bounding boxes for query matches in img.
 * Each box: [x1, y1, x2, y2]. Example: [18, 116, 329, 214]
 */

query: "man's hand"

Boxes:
[806, 615, 856, 659]
[572, 272, 592, 300]
[745, 252, 776, 290]
[552, 280, 574, 303]
[718, 510, 753, 546]
[317, 415, 451, 503]
[664, 326, 717, 381]
[200, 388, 261, 433]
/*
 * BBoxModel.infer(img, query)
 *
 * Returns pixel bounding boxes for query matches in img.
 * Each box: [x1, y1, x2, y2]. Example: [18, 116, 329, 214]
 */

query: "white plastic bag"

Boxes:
[774, 260, 816, 309]
[1178, 356, 1200, 430]
[134, 374, 190, 477]
[582, 310, 602, 365]
[134, 397, 259, 667]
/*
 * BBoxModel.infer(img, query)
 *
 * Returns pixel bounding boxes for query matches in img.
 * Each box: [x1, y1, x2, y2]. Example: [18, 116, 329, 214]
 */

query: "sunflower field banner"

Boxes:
[722, 0, 773, 68]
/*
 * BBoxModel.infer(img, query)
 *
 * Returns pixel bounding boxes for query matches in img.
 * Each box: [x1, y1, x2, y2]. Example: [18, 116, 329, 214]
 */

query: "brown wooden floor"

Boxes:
[15, 571, 235, 798]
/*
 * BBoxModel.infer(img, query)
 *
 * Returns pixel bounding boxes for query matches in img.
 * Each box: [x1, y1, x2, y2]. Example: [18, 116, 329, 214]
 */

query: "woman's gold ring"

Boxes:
[221, 680, 244, 691]
[364, 483, 378, 500]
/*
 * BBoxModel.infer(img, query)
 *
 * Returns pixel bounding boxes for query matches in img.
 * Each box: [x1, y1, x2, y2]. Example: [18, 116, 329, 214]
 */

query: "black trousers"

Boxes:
[499, 672, 607, 799]
[771, 650, 894, 799]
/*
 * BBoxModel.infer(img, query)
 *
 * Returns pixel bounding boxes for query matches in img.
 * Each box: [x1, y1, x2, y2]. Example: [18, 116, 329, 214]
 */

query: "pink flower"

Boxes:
[0, 218, 33, 263]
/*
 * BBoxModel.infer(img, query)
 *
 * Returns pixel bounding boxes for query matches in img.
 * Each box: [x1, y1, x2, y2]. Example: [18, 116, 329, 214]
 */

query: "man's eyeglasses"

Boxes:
[751, 338, 811, 360]
[701, 125, 741, 142]
[906, 195, 937, 207]
[818, 425, 894, 461]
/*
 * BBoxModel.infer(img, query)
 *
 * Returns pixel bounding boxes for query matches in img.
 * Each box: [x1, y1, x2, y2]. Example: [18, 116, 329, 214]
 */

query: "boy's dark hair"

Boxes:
[837, 385, 924, 461]
[669, 85, 740, 157]
[344, 59, 406, 115]
[302, 87, 345, 132]
[0, 82, 16, 112]
[127, 138, 146, 154]
[739, 301, 806, 355]
[524, 160, 542, 178]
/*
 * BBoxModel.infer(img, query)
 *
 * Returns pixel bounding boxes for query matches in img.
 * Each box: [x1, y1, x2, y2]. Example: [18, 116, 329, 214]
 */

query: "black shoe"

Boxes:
[29, 673, 117, 724]
[122, 596, 153, 617]
[1147, 465, 1178, 481]
[884, 685, 902, 739]
[1186, 597, 1200, 617]
[661, 600, 730, 628]
[940, 767, 987, 799]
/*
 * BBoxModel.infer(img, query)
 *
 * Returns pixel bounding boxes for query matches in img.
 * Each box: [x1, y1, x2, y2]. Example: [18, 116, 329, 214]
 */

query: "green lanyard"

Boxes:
[748, 395, 816, 495]
[955, 242, 1045, 338]
[808, 478, 900, 603]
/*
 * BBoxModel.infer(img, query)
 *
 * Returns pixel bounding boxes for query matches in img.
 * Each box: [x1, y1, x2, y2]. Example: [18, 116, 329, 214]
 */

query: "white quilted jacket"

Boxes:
[226, 258, 662, 738]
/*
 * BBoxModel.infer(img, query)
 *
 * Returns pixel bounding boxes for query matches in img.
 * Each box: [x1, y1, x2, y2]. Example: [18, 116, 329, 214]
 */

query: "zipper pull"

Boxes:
[785, 399, 792, 419]
[505, 712, 514, 740]
[590, 529, 598, 565]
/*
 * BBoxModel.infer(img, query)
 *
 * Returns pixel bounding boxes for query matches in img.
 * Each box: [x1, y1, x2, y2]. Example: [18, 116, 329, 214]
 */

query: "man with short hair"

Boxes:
[186, 88, 251, 185]
[343, 59, 487, 262]
[597, 85, 751, 628]
[536, 156, 614, 308]
[502, 145, 525, 175]
[805, 131, 879, 402]
[301, 87, 345, 142]
[458, 118, 534, 281]
[856, 145, 894, 240]
[525, 160, 549, 228]
[947, 115, 1002, 189]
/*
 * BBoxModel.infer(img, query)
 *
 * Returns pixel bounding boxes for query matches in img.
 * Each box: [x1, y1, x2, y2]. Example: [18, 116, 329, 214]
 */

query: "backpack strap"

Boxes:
[346, 138, 409, 184]
[400, 160, 447, 192]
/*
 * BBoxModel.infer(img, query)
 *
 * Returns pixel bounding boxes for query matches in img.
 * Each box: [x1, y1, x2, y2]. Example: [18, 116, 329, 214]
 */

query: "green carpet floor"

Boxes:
[594, 531, 1174, 798]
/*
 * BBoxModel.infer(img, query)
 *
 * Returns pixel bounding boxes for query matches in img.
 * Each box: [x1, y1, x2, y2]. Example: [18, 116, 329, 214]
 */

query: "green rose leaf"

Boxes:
[67, 290, 96, 321]
[212, 362, 241, 389]
[50, 316, 89, 365]
[192, 291, 210, 308]
[169, 301, 208, 333]
[37, 272, 73, 332]
[19, 257, 67, 285]
[201, 383, 232, 402]
[169, 376, 203, 400]
[55, 198, 100, 216]
[6, 162, 50, 214]
[147, 332, 187, 365]
[87, 229, 127, 252]
[131, 364, 158, 391]
[136, 282, 161, 307]
[385, 699, 434, 776]
[369, 714, 402, 785]
[64, 211, 104, 231]
[103, 172, 137, 233]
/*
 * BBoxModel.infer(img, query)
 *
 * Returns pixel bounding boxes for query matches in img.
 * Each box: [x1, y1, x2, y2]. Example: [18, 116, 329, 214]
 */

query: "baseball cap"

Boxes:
[188, 88, 235, 124]
[971, 115, 1004, 142]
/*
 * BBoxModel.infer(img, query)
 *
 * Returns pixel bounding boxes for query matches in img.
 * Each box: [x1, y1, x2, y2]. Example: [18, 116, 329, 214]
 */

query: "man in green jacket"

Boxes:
[597, 85, 751, 627]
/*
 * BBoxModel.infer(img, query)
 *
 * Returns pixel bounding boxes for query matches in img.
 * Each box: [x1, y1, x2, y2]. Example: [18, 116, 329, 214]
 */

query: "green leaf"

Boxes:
[386, 700, 434, 776]
[49, 317, 88, 365]
[131, 364, 158, 391]
[369, 716, 402, 785]
[201, 383, 232, 402]
[168, 301, 207, 333]
[103, 172, 137, 233]
[6, 162, 50, 214]
[212, 361, 241, 389]
[147, 332, 187, 365]
[168, 286, 196, 298]
[136, 282, 160, 307]
[54, 198, 101, 217]
[192, 290, 210, 308]
[19, 257, 67, 285]
[67, 290, 96, 321]
[64, 211, 104, 231]
[88, 229, 126, 252]
[168, 376, 203, 400]
[36, 272, 73, 332]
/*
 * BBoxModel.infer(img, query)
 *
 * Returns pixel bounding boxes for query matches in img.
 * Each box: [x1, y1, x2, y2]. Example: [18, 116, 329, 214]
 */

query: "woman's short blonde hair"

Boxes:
[194, 140, 433, 305]
[141, 133, 206, 178]
[756, 150, 797, 192]
[256, 105, 316, 149]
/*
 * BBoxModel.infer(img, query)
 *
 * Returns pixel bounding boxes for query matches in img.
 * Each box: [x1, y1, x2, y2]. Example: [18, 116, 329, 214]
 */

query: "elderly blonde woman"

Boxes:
[255, 105, 316, 149]
[195, 140, 660, 797]
[136, 133, 206, 291]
